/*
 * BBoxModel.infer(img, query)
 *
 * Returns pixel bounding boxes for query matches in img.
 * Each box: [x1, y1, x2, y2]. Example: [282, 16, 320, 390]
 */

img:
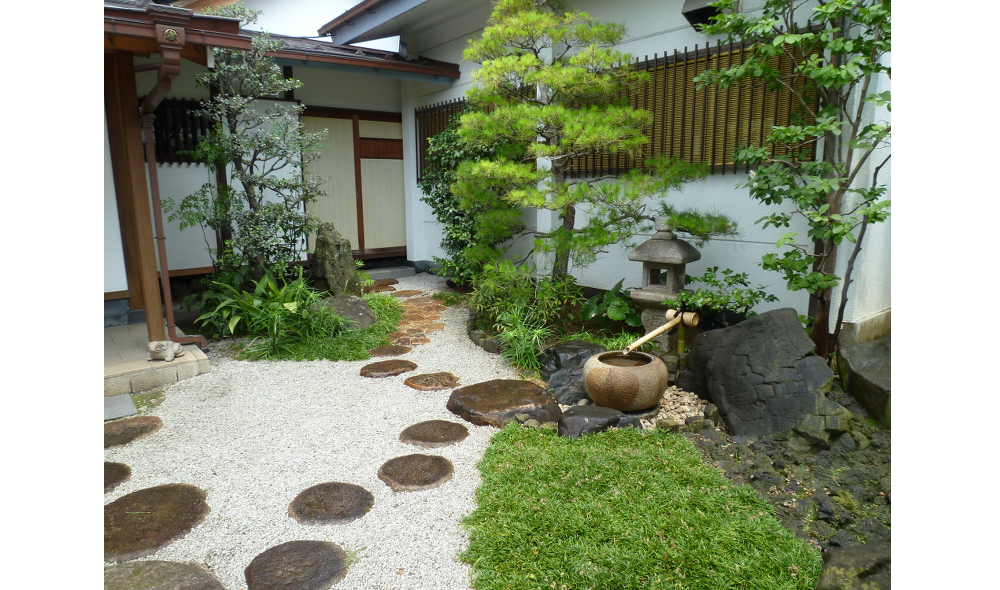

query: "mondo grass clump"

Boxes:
[463, 425, 822, 590]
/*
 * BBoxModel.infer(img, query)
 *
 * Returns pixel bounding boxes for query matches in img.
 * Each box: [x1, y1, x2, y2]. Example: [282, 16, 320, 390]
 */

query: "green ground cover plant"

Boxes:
[463, 425, 822, 590]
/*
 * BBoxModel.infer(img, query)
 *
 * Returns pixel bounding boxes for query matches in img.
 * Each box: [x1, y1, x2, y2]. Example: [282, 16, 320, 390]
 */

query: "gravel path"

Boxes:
[104, 273, 521, 590]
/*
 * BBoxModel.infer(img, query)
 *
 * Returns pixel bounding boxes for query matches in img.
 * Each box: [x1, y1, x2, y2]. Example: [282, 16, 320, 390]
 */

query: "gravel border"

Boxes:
[105, 273, 520, 590]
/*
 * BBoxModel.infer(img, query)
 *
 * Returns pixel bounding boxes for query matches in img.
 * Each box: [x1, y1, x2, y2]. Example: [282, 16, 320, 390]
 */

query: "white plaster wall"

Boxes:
[105, 111, 129, 293]
[148, 163, 220, 271]
[294, 66, 402, 112]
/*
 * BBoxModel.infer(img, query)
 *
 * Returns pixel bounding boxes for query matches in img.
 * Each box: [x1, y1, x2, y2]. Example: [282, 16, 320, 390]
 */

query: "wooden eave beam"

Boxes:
[268, 48, 459, 79]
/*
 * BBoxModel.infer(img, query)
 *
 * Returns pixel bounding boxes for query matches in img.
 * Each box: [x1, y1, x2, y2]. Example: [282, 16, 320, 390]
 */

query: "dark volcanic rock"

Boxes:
[105, 462, 131, 493]
[677, 307, 849, 447]
[557, 405, 641, 439]
[288, 482, 374, 525]
[404, 372, 460, 391]
[359, 359, 417, 378]
[399, 420, 469, 448]
[378, 454, 454, 492]
[105, 416, 163, 448]
[815, 535, 891, 590]
[245, 540, 348, 590]
[105, 560, 225, 590]
[104, 484, 209, 563]
[447, 379, 561, 427]
[539, 340, 606, 405]
[837, 334, 891, 427]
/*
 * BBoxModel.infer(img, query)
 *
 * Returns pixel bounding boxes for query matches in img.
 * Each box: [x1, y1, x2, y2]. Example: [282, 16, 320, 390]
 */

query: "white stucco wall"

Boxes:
[105, 111, 129, 293]
[293, 66, 402, 112]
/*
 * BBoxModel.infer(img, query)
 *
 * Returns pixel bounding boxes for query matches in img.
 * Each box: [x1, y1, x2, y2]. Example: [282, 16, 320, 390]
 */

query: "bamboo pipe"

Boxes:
[623, 309, 699, 354]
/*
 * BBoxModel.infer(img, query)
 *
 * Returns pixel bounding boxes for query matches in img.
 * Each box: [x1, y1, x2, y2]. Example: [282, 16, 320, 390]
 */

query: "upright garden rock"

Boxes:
[539, 340, 606, 405]
[311, 222, 361, 296]
[676, 307, 851, 448]
[836, 334, 891, 427]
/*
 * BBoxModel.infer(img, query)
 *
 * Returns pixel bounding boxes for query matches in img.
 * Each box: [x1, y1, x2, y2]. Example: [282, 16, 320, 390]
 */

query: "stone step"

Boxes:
[365, 266, 416, 280]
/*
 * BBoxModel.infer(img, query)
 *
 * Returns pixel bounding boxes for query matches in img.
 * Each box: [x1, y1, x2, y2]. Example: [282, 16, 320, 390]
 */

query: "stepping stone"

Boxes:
[399, 420, 469, 448]
[374, 278, 399, 286]
[105, 560, 225, 590]
[105, 416, 163, 449]
[245, 540, 348, 590]
[104, 483, 209, 563]
[105, 394, 138, 420]
[447, 379, 562, 428]
[363, 284, 395, 293]
[404, 372, 459, 391]
[392, 290, 423, 298]
[105, 462, 131, 493]
[378, 454, 453, 492]
[359, 359, 417, 378]
[368, 344, 412, 357]
[288, 482, 374, 525]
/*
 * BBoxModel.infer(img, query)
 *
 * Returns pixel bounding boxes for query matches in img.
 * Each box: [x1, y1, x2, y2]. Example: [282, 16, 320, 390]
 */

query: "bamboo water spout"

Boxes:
[623, 309, 699, 354]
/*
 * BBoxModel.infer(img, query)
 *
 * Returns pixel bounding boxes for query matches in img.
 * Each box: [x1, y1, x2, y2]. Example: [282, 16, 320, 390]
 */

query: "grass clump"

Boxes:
[433, 291, 466, 306]
[463, 425, 822, 590]
[238, 292, 404, 361]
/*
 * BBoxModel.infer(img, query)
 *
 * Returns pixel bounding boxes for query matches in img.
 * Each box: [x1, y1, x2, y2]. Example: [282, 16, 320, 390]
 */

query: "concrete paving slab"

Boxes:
[105, 394, 138, 420]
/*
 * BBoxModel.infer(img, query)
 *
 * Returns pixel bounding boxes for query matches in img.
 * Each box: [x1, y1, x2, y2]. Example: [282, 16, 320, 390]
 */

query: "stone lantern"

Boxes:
[627, 216, 701, 352]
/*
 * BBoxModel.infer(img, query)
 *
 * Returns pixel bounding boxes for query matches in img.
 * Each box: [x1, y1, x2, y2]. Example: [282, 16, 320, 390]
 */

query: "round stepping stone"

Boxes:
[368, 344, 412, 357]
[105, 415, 163, 448]
[404, 372, 459, 391]
[374, 278, 399, 286]
[399, 420, 469, 448]
[391, 290, 423, 298]
[289, 482, 374, 525]
[378, 454, 453, 492]
[447, 379, 562, 428]
[105, 560, 225, 590]
[105, 462, 131, 493]
[359, 359, 417, 378]
[245, 540, 348, 590]
[104, 483, 209, 563]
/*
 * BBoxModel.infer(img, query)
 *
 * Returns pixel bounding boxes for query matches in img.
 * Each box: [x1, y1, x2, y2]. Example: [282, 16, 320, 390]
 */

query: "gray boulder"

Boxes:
[837, 334, 890, 427]
[676, 308, 850, 448]
[539, 340, 607, 405]
[311, 222, 361, 296]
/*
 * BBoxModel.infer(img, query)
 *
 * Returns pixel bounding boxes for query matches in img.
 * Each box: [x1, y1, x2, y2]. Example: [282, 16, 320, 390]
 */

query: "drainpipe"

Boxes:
[138, 17, 209, 351]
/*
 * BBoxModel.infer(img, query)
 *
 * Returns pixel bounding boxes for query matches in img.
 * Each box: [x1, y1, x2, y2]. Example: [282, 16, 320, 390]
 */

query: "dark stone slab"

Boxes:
[105, 560, 225, 590]
[557, 405, 642, 439]
[815, 534, 890, 590]
[399, 420, 469, 448]
[404, 372, 459, 391]
[378, 454, 453, 492]
[447, 379, 562, 428]
[105, 462, 131, 493]
[837, 334, 891, 427]
[359, 359, 417, 378]
[105, 416, 163, 449]
[245, 540, 348, 590]
[539, 340, 606, 405]
[288, 482, 374, 525]
[368, 344, 412, 357]
[676, 308, 849, 447]
[320, 294, 374, 329]
[104, 484, 209, 563]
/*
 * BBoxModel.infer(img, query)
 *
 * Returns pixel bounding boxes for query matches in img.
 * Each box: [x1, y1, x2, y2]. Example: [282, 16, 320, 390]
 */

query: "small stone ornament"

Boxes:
[147, 341, 185, 362]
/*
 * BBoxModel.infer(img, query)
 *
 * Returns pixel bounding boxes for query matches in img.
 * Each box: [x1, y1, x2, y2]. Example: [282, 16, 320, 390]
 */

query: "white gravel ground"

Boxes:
[104, 272, 521, 590]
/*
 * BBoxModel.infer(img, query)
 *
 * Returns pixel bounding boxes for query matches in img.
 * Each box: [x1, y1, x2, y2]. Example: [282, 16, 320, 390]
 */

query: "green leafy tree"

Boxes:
[417, 111, 525, 286]
[698, 0, 891, 358]
[164, 3, 326, 281]
[459, 0, 727, 281]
